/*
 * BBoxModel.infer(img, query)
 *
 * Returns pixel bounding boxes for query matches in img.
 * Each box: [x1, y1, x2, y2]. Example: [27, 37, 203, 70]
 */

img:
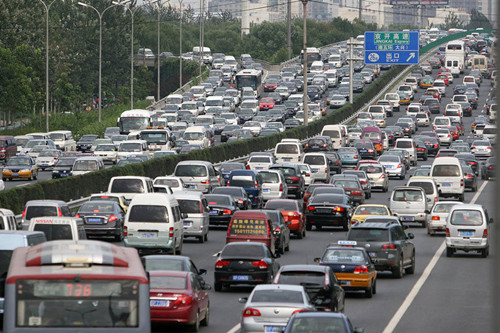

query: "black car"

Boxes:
[76, 200, 125, 241]
[423, 98, 440, 114]
[220, 125, 242, 142]
[236, 108, 254, 124]
[455, 153, 479, 175]
[481, 157, 495, 180]
[464, 90, 478, 109]
[456, 101, 472, 117]
[284, 100, 300, 116]
[214, 242, 279, 291]
[305, 193, 352, 231]
[274, 264, 345, 312]
[205, 194, 238, 227]
[386, 126, 404, 140]
[269, 164, 305, 199]
[347, 221, 415, 278]
[284, 119, 301, 130]
[51, 157, 76, 179]
[415, 135, 440, 156]
[395, 121, 413, 137]
[414, 139, 428, 160]
[354, 141, 377, 160]
[76, 134, 99, 152]
[462, 165, 478, 192]
[324, 151, 343, 174]
[304, 137, 332, 152]
[453, 85, 467, 95]
[141, 255, 208, 288]
[307, 85, 322, 102]
[262, 209, 291, 254]
[212, 186, 251, 210]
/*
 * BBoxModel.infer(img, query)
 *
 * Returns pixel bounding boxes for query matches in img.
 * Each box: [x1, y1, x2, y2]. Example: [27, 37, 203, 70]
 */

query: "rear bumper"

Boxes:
[446, 237, 488, 250]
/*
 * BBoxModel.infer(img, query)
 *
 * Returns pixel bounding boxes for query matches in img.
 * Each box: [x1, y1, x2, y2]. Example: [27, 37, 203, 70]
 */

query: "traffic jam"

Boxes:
[1, 28, 496, 333]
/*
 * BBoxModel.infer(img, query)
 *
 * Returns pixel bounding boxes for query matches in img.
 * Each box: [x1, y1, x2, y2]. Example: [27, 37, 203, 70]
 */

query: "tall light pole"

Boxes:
[301, 0, 309, 127]
[155, 0, 161, 102]
[36, 0, 57, 133]
[179, 0, 184, 89]
[78, 1, 118, 122]
[113, 0, 143, 109]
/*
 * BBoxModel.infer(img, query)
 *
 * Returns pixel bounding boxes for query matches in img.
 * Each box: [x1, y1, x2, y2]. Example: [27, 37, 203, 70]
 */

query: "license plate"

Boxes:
[150, 300, 169, 307]
[360, 149, 367, 153]
[232, 275, 249, 281]
[368, 252, 376, 257]
[209, 210, 218, 215]
[316, 208, 331, 213]
[312, 145, 319, 149]
[312, 168, 319, 172]
[265, 326, 285, 333]
[459, 231, 474, 237]
[142, 233, 156, 238]
[183, 222, 192, 228]
[370, 182, 375, 186]
[263, 189, 270, 192]
[188, 185, 196, 189]
[256, 167, 263, 170]
[80, 146, 87, 149]
[12, 173, 19, 176]
[283, 158, 291, 162]
[441, 183, 451, 187]
[385, 165, 393, 169]
[401, 216, 415, 222]
[339, 280, 351, 286]
[61, 174, 68, 177]
[87, 218, 102, 224]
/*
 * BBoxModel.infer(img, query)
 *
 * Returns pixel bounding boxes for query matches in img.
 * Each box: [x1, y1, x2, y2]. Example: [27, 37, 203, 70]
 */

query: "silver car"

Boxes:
[358, 163, 388, 192]
[239, 284, 316, 333]
[427, 201, 464, 235]
[259, 170, 288, 201]
[378, 154, 406, 179]
[435, 128, 453, 146]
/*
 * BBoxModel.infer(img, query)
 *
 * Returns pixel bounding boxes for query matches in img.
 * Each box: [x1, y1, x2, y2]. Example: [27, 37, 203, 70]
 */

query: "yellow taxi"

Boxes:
[316, 241, 377, 297]
[398, 92, 411, 105]
[89, 193, 130, 213]
[2, 155, 38, 181]
[351, 204, 391, 225]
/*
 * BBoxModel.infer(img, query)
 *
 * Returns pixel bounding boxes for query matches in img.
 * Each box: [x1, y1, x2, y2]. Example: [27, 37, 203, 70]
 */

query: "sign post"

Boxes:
[364, 31, 420, 65]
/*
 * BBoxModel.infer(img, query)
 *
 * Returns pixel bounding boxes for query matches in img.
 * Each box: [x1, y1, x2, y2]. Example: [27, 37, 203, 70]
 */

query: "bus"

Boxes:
[3, 240, 150, 332]
[445, 40, 466, 76]
[235, 69, 263, 98]
[299, 47, 321, 71]
[117, 109, 154, 135]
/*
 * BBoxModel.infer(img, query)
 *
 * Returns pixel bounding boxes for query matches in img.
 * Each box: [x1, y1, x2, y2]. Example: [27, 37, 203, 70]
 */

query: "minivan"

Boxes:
[72, 156, 105, 176]
[274, 140, 303, 164]
[430, 157, 465, 201]
[0, 136, 17, 162]
[173, 191, 210, 243]
[0, 209, 17, 230]
[47, 130, 76, 151]
[174, 160, 220, 193]
[226, 210, 275, 255]
[394, 138, 417, 166]
[227, 170, 263, 208]
[303, 152, 330, 182]
[321, 125, 346, 149]
[117, 139, 149, 161]
[361, 126, 383, 153]
[446, 204, 493, 257]
[390, 186, 429, 227]
[406, 176, 439, 208]
[28, 216, 87, 241]
[258, 169, 288, 201]
[21, 200, 72, 230]
[108, 176, 155, 201]
[124, 193, 184, 254]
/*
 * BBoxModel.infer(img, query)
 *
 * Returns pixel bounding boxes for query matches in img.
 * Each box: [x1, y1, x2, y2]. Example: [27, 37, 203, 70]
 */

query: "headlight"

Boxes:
[3, 169, 10, 172]
[20, 169, 30, 173]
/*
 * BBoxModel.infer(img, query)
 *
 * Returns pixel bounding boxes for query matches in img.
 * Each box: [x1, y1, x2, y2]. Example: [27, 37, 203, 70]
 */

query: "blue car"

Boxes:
[226, 170, 263, 208]
[337, 147, 361, 166]
[218, 162, 246, 186]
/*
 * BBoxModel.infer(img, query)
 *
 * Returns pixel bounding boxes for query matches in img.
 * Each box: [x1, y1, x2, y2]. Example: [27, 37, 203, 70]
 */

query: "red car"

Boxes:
[264, 199, 306, 239]
[436, 74, 449, 85]
[259, 97, 275, 110]
[149, 271, 210, 330]
[425, 88, 441, 101]
[448, 126, 460, 140]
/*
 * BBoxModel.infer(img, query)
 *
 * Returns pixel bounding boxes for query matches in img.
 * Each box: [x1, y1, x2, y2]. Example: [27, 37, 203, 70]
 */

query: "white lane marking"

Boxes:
[227, 323, 240, 333]
[382, 180, 489, 333]
[15, 183, 30, 187]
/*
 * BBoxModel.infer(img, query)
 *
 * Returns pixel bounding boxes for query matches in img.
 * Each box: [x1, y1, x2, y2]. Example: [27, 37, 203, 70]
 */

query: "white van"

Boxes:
[224, 55, 238, 72]
[321, 125, 346, 150]
[482, 124, 496, 141]
[48, 130, 76, 151]
[72, 156, 105, 176]
[303, 152, 329, 182]
[433, 116, 451, 130]
[108, 176, 154, 201]
[328, 54, 343, 68]
[403, 76, 418, 92]
[204, 96, 224, 113]
[173, 191, 209, 243]
[390, 186, 429, 227]
[489, 103, 497, 122]
[124, 193, 184, 254]
[446, 204, 493, 257]
[117, 140, 149, 161]
[0, 209, 18, 230]
[445, 57, 464, 77]
[165, 94, 184, 108]
[274, 140, 303, 163]
[183, 126, 211, 148]
[173, 160, 220, 193]
[406, 176, 438, 208]
[310, 61, 324, 75]
[394, 138, 417, 166]
[430, 157, 465, 201]
[28, 217, 87, 241]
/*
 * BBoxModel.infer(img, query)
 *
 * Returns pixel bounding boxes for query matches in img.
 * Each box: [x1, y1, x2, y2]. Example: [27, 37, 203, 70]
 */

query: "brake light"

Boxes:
[174, 295, 193, 306]
[351, 191, 363, 196]
[379, 174, 386, 179]
[75, 214, 81, 218]
[22, 207, 26, 218]
[397, 164, 402, 168]
[223, 209, 232, 214]
[307, 206, 316, 211]
[290, 176, 300, 181]
[169, 227, 174, 238]
[279, 183, 283, 192]
[445, 228, 450, 237]
[291, 309, 309, 315]
[354, 265, 369, 273]
[57, 207, 62, 217]
[246, 164, 250, 170]
[465, 174, 474, 178]
[334, 206, 345, 212]
[243, 308, 262, 317]
[487, 147, 492, 149]
[368, 149, 374, 153]
[252, 260, 268, 269]
[354, 155, 359, 159]
[201, 180, 209, 184]
[483, 229, 488, 238]
[382, 243, 397, 249]
[215, 260, 230, 269]
[432, 216, 440, 220]
[124, 226, 128, 237]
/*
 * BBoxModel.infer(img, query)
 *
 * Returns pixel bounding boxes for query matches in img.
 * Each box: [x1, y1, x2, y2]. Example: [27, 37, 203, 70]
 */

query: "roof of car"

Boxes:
[351, 222, 399, 229]
[279, 264, 329, 273]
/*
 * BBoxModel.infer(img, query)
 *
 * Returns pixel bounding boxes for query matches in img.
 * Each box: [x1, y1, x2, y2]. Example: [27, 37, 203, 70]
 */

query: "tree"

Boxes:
[440, 12, 465, 31]
[467, 9, 492, 30]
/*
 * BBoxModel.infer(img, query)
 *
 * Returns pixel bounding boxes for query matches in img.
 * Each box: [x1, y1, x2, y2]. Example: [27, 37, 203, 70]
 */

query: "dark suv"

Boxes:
[304, 136, 333, 152]
[269, 164, 305, 199]
[346, 221, 415, 278]
[274, 264, 345, 313]
[423, 97, 441, 114]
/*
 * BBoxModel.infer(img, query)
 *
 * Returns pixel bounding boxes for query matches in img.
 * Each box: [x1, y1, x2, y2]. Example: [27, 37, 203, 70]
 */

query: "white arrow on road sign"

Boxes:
[406, 53, 416, 62]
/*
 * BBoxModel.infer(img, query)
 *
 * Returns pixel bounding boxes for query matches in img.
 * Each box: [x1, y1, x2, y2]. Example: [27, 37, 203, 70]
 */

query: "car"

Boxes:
[238, 284, 316, 333]
[471, 139, 493, 157]
[284, 312, 364, 333]
[337, 147, 361, 167]
[264, 199, 306, 239]
[35, 149, 61, 170]
[205, 194, 238, 227]
[330, 175, 365, 206]
[378, 154, 405, 179]
[353, 141, 376, 160]
[347, 221, 415, 278]
[304, 137, 332, 152]
[481, 157, 495, 180]
[269, 164, 305, 199]
[462, 165, 478, 192]
[212, 186, 251, 210]
[51, 157, 76, 179]
[262, 209, 291, 254]
[76, 200, 125, 241]
[273, 265, 345, 312]
[2, 155, 38, 181]
[342, 170, 372, 199]
[351, 204, 392, 225]
[316, 242, 377, 297]
[357, 163, 388, 192]
[305, 193, 352, 231]
[215, 242, 279, 291]
[149, 271, 210, 330]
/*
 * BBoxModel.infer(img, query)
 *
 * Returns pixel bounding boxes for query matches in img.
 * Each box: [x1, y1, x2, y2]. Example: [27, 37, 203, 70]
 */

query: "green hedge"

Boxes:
[1, 30, 490, 214]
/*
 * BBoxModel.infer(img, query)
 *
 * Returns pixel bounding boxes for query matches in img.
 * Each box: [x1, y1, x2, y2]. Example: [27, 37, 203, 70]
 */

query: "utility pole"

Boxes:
[287, 0, 292, 59]
[301, 0, 308, 127]
[347, 37, 364, 104]
[358, 0, 362, 21]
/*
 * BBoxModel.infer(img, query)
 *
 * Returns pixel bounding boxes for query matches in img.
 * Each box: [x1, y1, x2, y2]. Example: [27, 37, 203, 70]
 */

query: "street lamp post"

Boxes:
[36, 0, 57, 133]
[179, 0, 184, 89]
[156, 1, 161, 102]
[301, 0, 308, 127]
[78, 1, 118, 122]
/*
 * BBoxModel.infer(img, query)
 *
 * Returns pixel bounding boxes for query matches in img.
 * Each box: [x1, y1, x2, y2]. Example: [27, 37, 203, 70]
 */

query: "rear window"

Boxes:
[33, 224, 72, 241]
[155, 179, 180, 187]
[321, 249, 366, 264]
[348, 228, 389, 242]
[322, 130, 341, 138]
[354, 206, 388, 215]
[433, 203, 456, 213]
[229, 175, 255, 187]
[265, 201, 297, 211]
[276, 144, 298, 154]
[177, 200, 201, 214]
[175, 165, 208, 177]
[277, 271, 325, 286]
[228, 217, 268, 235]
[432, 165, 460, 177]
[260, 172, 279, 183]
[396, 141, 412, 148]
[450, 210, 483, 226]
[25, 206, 58, 221]
[128, 205, 168, 223]
[221, 244, 265, 258]
[79, 202, 114, 213]
[206, 195, 231, 206]
[111, 179, 145, 193]
[144, 258, 183, 271]
[304, 155, 325, 165]
[407, 181, 434, 194]
[334, 180, 358, 189]
[393, 189, 423, 201]
[249, 156, 271, 163]
[251, 289, 304, 303]
[150, 276, 186, 289]
[359, 165, 383, 174]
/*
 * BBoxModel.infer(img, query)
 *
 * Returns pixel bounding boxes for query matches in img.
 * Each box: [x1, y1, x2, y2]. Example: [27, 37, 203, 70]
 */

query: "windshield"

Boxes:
[73, 160, 100, 172]
[48, 133, 65, 140]
[128, 205, 167, 222]
[265, 201, 297, 211]
[183, 132, 204, 140]
[322, 249, 366, 264]
[348, 228, 389, 242]
[6, 158, 31, 166]
[95, 145, 115, 151]
[118, 143, 142, 152]
[140, 132, 167, 144]
[119, 117, 149, 133]
[432, 165, 460, 177]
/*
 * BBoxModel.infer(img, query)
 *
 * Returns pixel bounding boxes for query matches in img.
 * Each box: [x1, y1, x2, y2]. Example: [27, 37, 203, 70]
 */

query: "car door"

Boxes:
[328, 268, 345, 313]
[392, 226, 411, 266]
[191, 274, 208, 315]
[201, 197, 210, 235]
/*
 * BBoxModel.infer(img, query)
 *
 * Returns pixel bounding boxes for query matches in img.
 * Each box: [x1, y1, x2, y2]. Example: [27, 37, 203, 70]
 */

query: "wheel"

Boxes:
[198, 235, 204, 243]
[383, 186, 388, 193]
[342, 219, 349, 231]
[296, 230, 303, 239]
[115, 230, 124, 242]
[204, 233, 208, 242]
[176, 238, 183, 255]
[459, 194, 465, 202]
[279, 240, 285, 254]
[423, 155, 428, 161]
[33, 172, 37, 180]
[373, 279, 377, 294]
[405, 253, 415, 274]
[481, 248, 489, 258]
[365, 281, 374, 298]
[285, 239, 290, 251]
[306, 223, 312, 231]
[399, 174, 405, 180]
[201, 305, 209, 326]
[315, 225, 322, 231]
[190, 312, 200, 332]
[392, 256, 404, 278]
[446, 247, 454, 257]
[472, 183, 478, 192]
[302, 229, 306, 238]
[214, 283, 222, 291]
[421, 219, 426, 228]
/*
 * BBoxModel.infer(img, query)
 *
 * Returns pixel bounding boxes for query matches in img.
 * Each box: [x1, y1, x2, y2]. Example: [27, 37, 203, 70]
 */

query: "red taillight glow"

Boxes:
[108, 215, 117, 222]
[432, 216, 440, 220]
[243, 308, 261, 317]
[57, 207, 62, 217]
[169, 227, 174, 238]
[290, 177, 300, 181]
[354, 265, 369, 273]
[215, 260, 230, 269]
[445, 228, 450, 237]
[223, 209, 232, 214]
[75, 214, 81, 218]
[483, 229, 488, 238]
[307, 206, 316, 211]
[382, 243, 397, 249]
[174, 295, 193, 306]
[334, 206, 345, 212]
[124, 226, 128, 237]
[252, 260, 268, 269]
[291, 309, 309, 315]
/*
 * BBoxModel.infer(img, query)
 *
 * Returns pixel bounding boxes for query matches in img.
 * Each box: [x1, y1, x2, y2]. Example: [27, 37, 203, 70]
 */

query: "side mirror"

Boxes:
[313, 257, 321, 263]
[238, 297, 248, 304]
[425, 210, 430, 214]
[198, 269, 207, 275]
[489, 218, 494, 224]
[407, 233, 415, 239]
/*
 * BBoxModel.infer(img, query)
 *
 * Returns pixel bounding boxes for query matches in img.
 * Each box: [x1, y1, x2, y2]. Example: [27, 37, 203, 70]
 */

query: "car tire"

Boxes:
[383, 186, 388, 193]
[459, 194, 465, 202]
[315, 225, 322, 231]
[201, 305, 210, 327]
[198, 236, 204, 243]
[399, 174, 405, 180]
[204, 233, 208, 242]
[306, 223, 312, 231]
[405, 252, 415, 274]
[481, 248, 489, 258]
[365, 282, 374, 298]
[423, 155, 428, 161]
[285, 240, 290, 252]
[190, 312, 200, 332]
[214, 283, 222, 292]
[296, 230, 303, 239]
[342, 219, 349, 231]
[33, 172, 37, 180]
[279, 241, 285, 254]
[373, 279, 377, 294]
[446, 247, 454, 257]
[392, 256, 404, 279]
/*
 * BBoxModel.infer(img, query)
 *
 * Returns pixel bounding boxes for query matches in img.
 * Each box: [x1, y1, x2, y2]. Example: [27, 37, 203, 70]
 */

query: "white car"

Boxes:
[471, 139, 493, 157]
[246, 154, 275, 171]
[371, 113, 386, 128]
[329, 94, 347, 108]
[35, 149, 61, 170]
[435, 128, 453, 146]
[385, 93, 400, 111]
[153, 176, 186, 192]
[378, 154, 406, 179]
[242, 121, 262, 136]
[427, 201, 464, 235]
[93, 143, 118, 164]
[297, 163, 313, 185]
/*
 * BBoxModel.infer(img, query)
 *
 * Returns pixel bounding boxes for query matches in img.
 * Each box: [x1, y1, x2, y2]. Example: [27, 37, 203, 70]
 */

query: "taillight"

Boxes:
[57, 207, 62, 217]
[75, 214, 81, 218]
[432, 216, 439, 220]
[243, 308, 261, 317]
[445, 228, 450, 237]
[379, 174, 386, 179]
[368, 149, 374, 153]
[354, 265, 369, 273]
[465, 174, 474, 178]
[290, 177, 299, 181]
[223, 209, 232, 214]
[483, 229, 488, 238]
[201, 180, 210, 184]
[252, 260, 268, 270]
[291, 309, 309, 315]
[279, 183, 283, 192]
[174, 295, 193, 306]
[215, 260, 230, 269]
[307, 206, 316, 211]
[397, 164, 402, 168]
[334, 206, 345, 212]
[108, 215, 117, 222]
[351, 191, 363, 196]
[169, 227, 174, 238]
[22, 207, 27, 218]
[382, 243, 396, 249]
[124, 226, 128, 237]
[246, 164, 251, 170]
[487, 147, 492, 149]
[354, 155, 359, 159]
